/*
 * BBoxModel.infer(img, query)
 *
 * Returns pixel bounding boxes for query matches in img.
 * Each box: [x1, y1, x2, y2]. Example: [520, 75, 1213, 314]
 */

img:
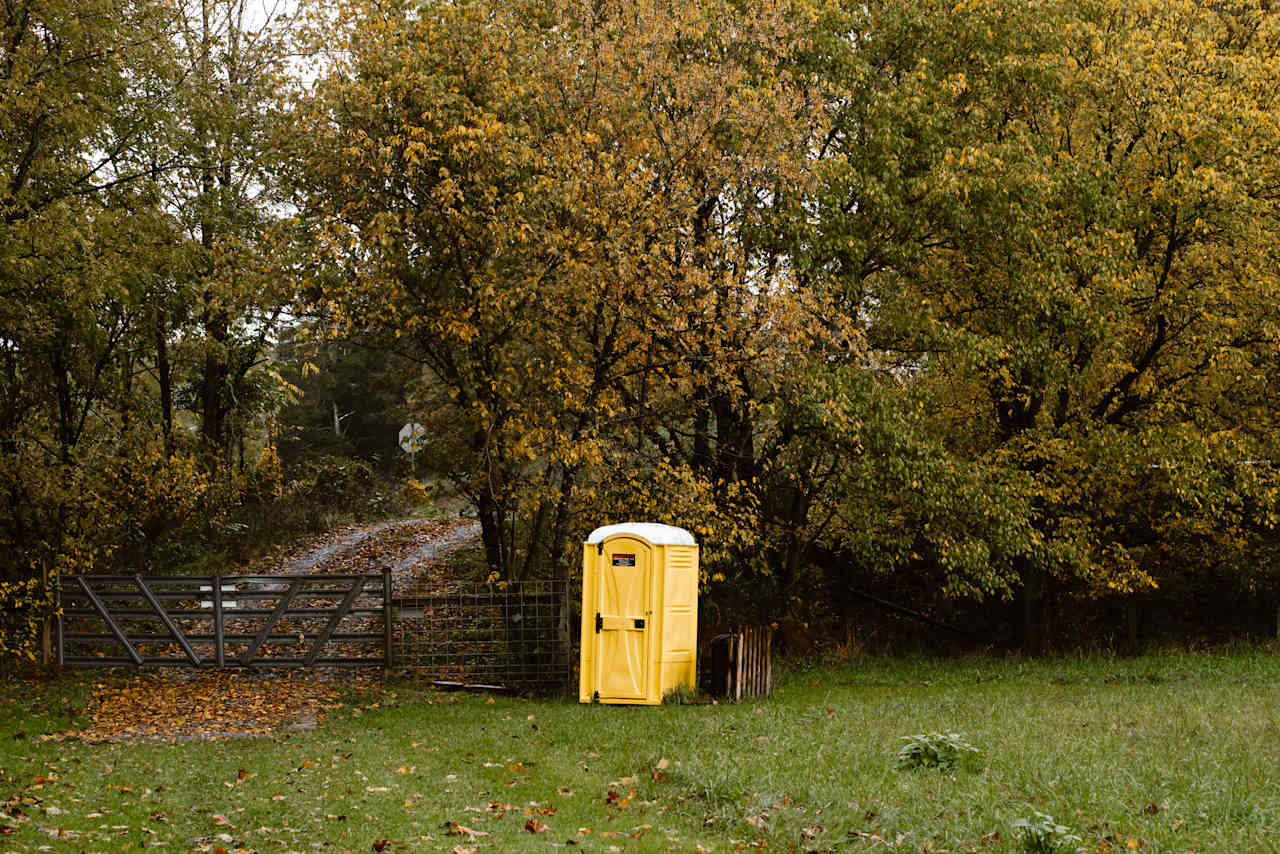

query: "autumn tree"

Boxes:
[0, 0, 298, 662]
[290, 0, 857, 579]
[803, 0, 1280, 648]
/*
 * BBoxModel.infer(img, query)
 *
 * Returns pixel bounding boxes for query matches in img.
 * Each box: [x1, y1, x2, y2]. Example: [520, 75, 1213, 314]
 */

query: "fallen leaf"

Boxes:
[443, 821, 488, 839]
[524, 818, 548, 833]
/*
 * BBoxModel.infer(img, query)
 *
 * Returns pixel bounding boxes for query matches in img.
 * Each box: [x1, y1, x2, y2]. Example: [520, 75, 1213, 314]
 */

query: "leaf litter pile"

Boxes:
[41, 670, 377, 742]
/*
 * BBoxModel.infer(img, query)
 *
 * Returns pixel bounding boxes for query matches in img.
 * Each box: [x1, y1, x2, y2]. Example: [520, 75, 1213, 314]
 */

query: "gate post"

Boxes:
[382, 567, 394, 670]
[213, 573, 225, 668]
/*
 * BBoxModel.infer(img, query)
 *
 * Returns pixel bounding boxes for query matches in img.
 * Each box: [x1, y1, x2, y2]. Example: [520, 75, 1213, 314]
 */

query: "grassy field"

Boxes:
[2, 650, 1278, 853]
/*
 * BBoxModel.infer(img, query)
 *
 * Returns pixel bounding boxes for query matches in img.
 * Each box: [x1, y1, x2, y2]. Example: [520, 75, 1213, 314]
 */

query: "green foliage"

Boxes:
[894, 731, 981, 772]
[0, 578, 54, 666]
[0, 0, 300, 664]
[3, 0, 1279, 662]
[1012, 811, 1083, 854]
[662, 684, 698, 706]
[774, 0, 1280, 642]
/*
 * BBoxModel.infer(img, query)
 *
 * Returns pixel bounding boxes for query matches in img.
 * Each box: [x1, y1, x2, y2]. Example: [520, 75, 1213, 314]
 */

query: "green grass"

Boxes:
[2, 650, 1279, 852]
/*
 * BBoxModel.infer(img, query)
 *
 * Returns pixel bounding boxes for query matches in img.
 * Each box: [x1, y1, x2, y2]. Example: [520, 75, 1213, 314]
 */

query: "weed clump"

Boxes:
[894, 731, 980, 771]
[1011, 811, 1082, 854]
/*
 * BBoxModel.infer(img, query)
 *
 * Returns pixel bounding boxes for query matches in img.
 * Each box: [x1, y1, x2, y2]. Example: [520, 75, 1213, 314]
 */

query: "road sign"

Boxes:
[398, 422, 426, 453]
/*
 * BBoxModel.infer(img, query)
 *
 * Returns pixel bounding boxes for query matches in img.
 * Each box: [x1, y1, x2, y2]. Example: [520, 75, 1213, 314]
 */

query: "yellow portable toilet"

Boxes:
[579, 523, 698, 705]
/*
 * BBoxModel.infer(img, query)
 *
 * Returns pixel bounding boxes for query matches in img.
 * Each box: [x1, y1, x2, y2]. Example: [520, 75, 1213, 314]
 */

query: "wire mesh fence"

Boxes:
[391, 578, 573, 693]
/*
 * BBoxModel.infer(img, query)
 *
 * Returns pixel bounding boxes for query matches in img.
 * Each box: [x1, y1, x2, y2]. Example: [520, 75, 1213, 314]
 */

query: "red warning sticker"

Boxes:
[612, 554, 636, 567]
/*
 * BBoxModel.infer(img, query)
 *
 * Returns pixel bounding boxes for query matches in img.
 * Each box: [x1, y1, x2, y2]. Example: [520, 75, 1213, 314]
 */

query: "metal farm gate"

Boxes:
[57, 572, 392, 668]
[56, 572, 576, 692]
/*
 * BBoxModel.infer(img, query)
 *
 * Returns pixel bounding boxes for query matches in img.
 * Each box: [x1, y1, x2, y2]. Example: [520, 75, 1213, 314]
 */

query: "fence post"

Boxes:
[40, 562, 52, 668]
[383, 567, 394, 670]
[559, 578, 571, 686]
[54, 571, 63, 669]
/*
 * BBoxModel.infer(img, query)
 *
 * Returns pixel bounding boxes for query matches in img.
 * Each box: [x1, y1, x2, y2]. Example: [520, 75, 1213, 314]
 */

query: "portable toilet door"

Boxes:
[580, 523, 699, 705]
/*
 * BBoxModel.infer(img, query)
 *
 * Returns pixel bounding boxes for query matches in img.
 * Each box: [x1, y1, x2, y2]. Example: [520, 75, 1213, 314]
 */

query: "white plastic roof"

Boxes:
[585, 523, 697, 546]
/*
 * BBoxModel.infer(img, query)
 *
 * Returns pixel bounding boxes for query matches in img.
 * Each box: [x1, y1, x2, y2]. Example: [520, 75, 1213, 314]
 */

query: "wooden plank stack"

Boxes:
[726, 624, 773, 701]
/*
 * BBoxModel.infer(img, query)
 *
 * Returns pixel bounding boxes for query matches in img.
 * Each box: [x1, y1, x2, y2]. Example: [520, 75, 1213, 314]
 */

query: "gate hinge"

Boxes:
[634, 618, 645, 629]
[596, 542, 603, 555]
[595, 612, 603, 633]
[592, 690, 599, 703]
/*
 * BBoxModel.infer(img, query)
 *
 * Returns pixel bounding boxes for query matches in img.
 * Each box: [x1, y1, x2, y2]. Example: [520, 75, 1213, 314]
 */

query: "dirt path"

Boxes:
[271, 516, 481, 594]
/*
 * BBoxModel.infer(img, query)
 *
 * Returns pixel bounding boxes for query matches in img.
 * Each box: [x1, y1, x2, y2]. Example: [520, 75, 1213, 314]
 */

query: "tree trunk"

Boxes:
[119, 348, 133, 433]
[156, 309, 173, 456]
[1019, 561, 1045, 656]
[546, 465, 578, 577]
[477, 491, 506, 577]
[50, 335, 74, 464]
[1126, 598, 1140, 654]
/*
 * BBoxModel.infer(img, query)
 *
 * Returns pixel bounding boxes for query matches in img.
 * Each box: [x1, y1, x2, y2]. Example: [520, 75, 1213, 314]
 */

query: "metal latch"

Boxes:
[595, 612, 603, 633]
[597, 542, 603, 555]
[634, 618, 645, 629]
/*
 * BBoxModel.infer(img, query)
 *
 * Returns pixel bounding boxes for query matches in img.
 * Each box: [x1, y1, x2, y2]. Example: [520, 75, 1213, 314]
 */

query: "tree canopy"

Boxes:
[3, 0, 1279, 660]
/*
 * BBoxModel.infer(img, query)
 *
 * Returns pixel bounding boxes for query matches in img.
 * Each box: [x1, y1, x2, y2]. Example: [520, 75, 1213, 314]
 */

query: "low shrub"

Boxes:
[894, 731, 981, 771]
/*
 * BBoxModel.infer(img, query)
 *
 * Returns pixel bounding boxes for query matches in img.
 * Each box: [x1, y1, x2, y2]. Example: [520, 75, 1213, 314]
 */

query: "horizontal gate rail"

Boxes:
[57, 571, 391, 669]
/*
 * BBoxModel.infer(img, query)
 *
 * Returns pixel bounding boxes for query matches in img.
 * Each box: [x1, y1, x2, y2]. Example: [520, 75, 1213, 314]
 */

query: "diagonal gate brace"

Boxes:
[135, 576, 202, 666]
[77, 577, 143, 665]
[304, 579, 368, 666]
[241, 577, 304, 665]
